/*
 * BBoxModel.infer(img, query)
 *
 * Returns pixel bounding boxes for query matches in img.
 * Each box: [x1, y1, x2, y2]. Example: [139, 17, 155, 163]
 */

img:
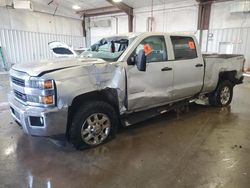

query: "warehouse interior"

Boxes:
[1, 0, 250, 187]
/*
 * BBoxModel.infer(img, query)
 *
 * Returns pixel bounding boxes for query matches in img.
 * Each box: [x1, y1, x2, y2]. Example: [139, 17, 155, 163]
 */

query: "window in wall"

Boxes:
[134, 36, 168, 63]
[171, 36, 197, 60]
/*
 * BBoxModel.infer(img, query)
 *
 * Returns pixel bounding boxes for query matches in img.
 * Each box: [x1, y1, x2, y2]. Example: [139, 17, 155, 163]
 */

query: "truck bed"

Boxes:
[203, 54, 244, 59]
[201, 53, 244, 94]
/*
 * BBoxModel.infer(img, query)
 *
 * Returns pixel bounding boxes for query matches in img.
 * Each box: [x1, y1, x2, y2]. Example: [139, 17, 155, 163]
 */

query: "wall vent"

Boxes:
[90, 19, 111, 28]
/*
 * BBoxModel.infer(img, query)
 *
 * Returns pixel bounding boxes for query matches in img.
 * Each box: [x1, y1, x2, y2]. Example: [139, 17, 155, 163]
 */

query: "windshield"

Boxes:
[80, 36, 137, 62]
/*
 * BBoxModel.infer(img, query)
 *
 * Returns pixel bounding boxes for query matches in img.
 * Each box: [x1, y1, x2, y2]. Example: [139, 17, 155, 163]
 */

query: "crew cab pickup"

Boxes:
[8, 32, 245, 149]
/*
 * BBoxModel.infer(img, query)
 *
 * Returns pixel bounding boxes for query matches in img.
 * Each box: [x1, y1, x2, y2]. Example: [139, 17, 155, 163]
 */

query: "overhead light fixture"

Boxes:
[72, 5, 81, 10]
[113, 0, 122, 2]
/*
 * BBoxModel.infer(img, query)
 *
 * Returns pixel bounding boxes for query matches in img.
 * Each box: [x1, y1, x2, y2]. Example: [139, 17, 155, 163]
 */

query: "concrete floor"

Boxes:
[0, 78, 250, 188]
[0, 72, 10, 103]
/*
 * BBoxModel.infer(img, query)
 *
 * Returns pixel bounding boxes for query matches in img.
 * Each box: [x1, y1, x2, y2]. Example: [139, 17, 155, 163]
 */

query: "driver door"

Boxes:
[127, 35, 174, 111]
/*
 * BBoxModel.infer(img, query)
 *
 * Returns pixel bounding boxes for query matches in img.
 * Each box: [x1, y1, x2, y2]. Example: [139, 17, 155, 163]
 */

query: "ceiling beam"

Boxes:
[77, 6, 123, 17]
[197, 0, 232, 29]
[77, 1, 134, 34]
[106, 0, 134, 32]
[106, 0, 133, 15]
[197, 1, 212, 30]
[196, 0, 233, 4]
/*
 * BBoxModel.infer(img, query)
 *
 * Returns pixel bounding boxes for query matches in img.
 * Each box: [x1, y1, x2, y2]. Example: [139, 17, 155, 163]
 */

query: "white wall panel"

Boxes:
[0, 7, 83, 36]
[133, 1, 198, 33]
[134, 13, 148, 32]
[210, 2, 250, 29]
[207, 27, 250, 67]
[0, 28, 85, 66]
[89, 1, 199, 43]
[0, 7, 85, 68]
[117, 15, 129, 33]
[209, 1, 250, 68]
[90, 27, 114, 44]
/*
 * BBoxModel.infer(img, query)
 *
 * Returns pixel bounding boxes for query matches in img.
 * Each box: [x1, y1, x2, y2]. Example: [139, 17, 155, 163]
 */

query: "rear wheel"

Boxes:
[209, 80, 233, 107]
[70, 101, 118, 149]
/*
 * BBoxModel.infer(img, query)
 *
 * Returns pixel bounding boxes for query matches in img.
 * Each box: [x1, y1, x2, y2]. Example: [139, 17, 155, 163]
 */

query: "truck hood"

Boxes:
[12, 58, 106, 77]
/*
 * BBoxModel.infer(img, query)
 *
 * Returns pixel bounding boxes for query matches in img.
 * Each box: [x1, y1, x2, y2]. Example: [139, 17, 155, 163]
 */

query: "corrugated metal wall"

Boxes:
[1, 27, 249, 68]
[207, 27, 250, 67]
[0, 28, 85, 68]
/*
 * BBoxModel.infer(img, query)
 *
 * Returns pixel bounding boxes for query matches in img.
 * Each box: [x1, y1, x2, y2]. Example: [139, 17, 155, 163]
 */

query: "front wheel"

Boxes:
[209, 80, 233, 107]
[70, 101, 118, 149]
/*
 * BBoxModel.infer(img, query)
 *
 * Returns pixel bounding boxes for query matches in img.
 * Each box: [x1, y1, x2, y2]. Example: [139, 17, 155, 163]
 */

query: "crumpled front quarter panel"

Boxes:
[42, 62, 126, 112]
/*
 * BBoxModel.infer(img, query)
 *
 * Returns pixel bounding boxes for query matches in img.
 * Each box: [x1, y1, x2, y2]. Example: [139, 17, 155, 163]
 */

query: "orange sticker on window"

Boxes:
[144, 44, 153, 55]
[188, 41, 196, 49]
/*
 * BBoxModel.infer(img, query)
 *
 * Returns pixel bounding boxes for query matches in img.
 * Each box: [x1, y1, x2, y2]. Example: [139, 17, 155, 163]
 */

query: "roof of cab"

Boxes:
[109, 32, 196, 38]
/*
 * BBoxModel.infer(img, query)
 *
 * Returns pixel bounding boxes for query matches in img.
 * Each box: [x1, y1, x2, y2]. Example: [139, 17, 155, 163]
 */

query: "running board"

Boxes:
[121, 100, 190, 126]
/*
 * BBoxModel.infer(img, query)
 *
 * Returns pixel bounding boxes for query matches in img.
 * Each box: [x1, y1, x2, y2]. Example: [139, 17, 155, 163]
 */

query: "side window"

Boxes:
[134, 36, 168, 63]
[171, 36, 198, 60]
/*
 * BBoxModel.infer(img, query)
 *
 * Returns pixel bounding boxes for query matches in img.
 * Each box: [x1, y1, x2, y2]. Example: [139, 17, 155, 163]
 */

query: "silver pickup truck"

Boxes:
[8, 32, 245, 149]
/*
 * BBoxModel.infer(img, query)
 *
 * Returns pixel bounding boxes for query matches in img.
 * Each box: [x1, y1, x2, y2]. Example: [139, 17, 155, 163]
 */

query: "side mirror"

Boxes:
[135, 49, 146, 71]
[127, 56, 135, 65]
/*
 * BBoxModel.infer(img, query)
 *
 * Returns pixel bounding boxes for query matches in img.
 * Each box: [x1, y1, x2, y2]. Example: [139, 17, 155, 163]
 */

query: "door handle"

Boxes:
[195, 63, 203, 67]
[161, 67, 172, 71]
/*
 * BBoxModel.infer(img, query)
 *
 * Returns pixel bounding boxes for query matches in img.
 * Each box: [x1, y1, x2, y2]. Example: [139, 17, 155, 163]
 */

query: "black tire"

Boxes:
[70, 101, 118, 150]
[209, 80, 233, 107]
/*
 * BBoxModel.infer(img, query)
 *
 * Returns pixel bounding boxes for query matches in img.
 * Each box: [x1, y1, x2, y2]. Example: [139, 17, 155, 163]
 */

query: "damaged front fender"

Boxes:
[41, 61, 127, 113]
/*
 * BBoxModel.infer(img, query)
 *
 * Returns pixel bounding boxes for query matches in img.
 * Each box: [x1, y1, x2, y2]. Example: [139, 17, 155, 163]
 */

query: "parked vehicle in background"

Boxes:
[48, 41, 87, 58]
[9, 32, 244, 149]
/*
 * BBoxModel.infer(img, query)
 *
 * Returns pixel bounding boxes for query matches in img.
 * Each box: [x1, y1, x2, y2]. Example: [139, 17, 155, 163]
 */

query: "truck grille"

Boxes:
[11, 76, 25, 87]
[14, 90, 27, 102]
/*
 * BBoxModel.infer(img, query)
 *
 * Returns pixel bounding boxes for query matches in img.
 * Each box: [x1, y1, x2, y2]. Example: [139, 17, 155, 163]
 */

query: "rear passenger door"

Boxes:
[170, 36, 204, 100]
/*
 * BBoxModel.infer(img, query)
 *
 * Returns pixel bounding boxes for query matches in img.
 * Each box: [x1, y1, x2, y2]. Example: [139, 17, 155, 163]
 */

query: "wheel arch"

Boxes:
[218, 71, 238, 86]
[66, 88, 121, 139]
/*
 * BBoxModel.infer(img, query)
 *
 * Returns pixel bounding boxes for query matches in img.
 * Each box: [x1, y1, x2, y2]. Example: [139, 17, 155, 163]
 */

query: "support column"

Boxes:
[128, 14, 133, 32]
[82, 14, 86, 37]
[106, 0, 134, 32]
[197, 0, 212, 51]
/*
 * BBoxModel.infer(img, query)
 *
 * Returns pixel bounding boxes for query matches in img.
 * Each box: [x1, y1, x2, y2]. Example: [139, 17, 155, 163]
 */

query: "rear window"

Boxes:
[53, 48, 73, 55]
[171, 36, 197, 60]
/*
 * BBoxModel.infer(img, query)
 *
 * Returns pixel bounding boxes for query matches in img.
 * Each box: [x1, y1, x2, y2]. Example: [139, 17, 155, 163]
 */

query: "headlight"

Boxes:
[26, 78, 55, 107]
[44, 80, 53, 89]
[27, 95, 54, 105]
[28, 79, 54, 90]
[40, 95, 54, 105]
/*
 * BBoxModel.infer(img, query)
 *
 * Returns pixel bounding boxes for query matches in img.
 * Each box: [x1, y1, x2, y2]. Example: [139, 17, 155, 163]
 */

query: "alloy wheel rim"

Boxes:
[81, 113, 111, 145]
[220, 86, 230, 105]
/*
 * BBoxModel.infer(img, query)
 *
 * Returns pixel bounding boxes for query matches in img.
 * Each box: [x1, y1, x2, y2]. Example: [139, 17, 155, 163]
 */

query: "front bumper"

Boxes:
[8, 93, 68, 137]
